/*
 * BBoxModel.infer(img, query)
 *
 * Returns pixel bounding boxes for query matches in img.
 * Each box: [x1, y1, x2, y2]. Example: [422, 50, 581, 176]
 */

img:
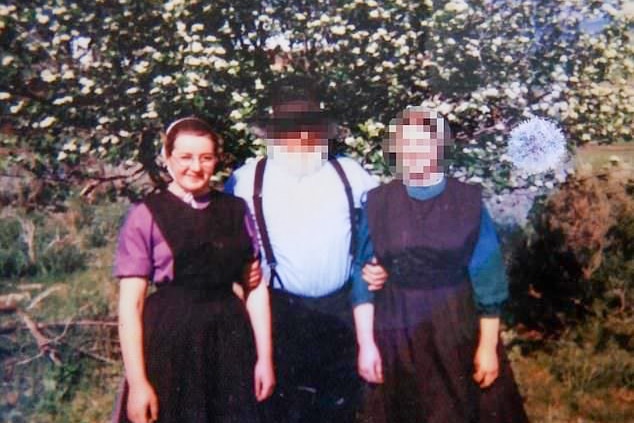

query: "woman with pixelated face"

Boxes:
[383, 108, 451, 186]
[353, 107, 528, 422]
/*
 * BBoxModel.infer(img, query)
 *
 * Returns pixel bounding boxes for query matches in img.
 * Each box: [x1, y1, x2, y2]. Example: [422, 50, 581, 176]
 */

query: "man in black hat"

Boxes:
[226, 77, 387, 422]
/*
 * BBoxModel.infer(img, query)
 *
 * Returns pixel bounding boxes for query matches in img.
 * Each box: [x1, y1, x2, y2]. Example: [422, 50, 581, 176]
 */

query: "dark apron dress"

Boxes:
[113, 190, 259, 423]
[359, 180, 528, 423]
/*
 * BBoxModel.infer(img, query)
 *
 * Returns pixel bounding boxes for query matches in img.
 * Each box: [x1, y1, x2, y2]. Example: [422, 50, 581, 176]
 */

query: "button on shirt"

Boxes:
[226, 156, 378, 298]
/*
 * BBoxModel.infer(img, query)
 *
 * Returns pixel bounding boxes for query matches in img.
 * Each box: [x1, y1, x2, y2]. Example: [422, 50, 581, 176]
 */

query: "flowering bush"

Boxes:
[0, 0, 631, 204]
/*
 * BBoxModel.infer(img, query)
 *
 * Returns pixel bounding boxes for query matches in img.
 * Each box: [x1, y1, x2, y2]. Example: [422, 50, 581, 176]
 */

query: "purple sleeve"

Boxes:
[113, 203, 174, 282]
[113, 203, 153, 279]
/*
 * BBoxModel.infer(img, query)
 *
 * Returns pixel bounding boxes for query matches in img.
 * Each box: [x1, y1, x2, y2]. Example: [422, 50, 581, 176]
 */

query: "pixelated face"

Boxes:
[386, 110, 448, 183]
[268, 124, 330, 153]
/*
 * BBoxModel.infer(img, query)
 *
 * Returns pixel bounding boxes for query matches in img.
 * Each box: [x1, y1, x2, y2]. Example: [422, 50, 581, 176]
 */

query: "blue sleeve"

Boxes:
[349, 203, 375, 307]
[468, 206, 509, 317]
[223, 173, 237, 194]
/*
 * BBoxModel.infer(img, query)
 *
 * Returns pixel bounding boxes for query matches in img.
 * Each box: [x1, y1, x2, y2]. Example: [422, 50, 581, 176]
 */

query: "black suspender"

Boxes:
[253, 157, 283, 288]
[252, 157, 357, 290]
[328, 158, 357, 257]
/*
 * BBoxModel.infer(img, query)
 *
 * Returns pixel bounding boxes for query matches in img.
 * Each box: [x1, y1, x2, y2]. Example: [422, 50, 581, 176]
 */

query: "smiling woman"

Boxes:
[112, 117, 274, 423]
[163, 117, 220, 197]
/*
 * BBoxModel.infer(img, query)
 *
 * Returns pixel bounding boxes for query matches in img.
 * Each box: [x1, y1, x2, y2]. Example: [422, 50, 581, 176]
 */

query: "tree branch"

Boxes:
[16, 310, 62, 366]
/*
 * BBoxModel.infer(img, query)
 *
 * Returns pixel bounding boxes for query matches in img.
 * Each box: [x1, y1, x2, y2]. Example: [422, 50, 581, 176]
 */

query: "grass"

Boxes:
[576, 142, 634, 170]
[4, 254, 632, 422]
[1, 246, 122, 423]
[510, 330, 634, 422]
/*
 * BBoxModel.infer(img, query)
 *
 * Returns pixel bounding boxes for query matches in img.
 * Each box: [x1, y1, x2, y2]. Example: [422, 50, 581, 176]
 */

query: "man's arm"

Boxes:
[350, 205, 384, 383]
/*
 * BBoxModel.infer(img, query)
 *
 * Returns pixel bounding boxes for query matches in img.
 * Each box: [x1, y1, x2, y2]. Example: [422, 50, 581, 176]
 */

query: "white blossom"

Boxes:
[445, 1, 469, 14]
[79, 77, 95, 87]
[10, 101, 24, 114]
[52, 96, 73, 105]
[232, 122, 247, 131]
[185, 56, 202, 66]
[331, 25, 346, 36]
[0, 4, 16, 16]
[191, 41, 203, 53]
[61, 70, 75, 80]
[40, 69, 58, 82]
[133, 60, 150, 73]
[36, 13, 49, 24]
[38, 116, 57, 128]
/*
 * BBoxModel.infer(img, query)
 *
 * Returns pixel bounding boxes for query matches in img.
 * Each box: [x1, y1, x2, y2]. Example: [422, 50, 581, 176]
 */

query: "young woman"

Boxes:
[113, 117, 274, 423]
[353, 107, 528, 423]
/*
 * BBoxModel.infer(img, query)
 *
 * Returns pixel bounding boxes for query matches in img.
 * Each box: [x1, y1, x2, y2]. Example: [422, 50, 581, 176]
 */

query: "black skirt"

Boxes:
[113, 285, 259, 423]
[358, 281, 528, 423]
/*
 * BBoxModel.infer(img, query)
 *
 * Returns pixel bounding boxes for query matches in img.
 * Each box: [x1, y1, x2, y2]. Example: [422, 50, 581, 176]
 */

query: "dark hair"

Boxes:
[163, 117, 222, 157]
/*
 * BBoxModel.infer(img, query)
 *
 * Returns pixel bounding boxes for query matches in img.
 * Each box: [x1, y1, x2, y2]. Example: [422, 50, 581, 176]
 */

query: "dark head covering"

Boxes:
[249, 76, 337, 139]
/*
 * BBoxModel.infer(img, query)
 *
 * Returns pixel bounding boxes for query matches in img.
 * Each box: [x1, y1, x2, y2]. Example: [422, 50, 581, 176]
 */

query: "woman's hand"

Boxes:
[358, 341, 384, 384]
[127, 380, 159, 423]
[119, 278, 156, 422]
[473, 317, 500, 389]
[473, 317, 500, 388]
[254, 357, 276, 402]
[362, 257, 388, 291]
[473, 344, 499, 388]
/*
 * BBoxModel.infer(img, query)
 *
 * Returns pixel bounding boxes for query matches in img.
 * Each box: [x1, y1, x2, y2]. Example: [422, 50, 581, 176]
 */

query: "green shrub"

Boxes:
[83, 202, 127, 249]
[36, 242, 87, 276]
[508, 165, 634, 331]
[0, 198, 126, 280]
[0, 218, 31, 278]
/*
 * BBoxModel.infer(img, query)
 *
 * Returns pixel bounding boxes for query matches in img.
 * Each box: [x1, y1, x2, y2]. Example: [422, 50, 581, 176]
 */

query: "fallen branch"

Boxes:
[0, 319, 118, 334]
[26, 285, 63, 311]
[0, 293, 31, 313]
[17, 283, 44, 291]
[16, 310, 62, 366]
[74, 347, 118, 365]
[15, 352, 46, 367]
[38, 319, 118, 328]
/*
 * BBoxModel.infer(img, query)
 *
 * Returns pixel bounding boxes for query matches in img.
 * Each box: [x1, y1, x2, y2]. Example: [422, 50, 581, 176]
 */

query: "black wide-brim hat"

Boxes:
[248, 76, 338, 139]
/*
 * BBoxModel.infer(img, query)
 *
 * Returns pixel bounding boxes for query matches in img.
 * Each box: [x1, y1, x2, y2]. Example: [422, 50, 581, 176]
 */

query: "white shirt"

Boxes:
[229, 156, 378, 297]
